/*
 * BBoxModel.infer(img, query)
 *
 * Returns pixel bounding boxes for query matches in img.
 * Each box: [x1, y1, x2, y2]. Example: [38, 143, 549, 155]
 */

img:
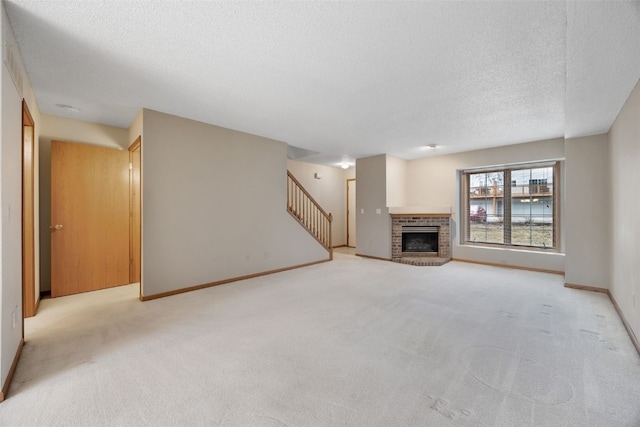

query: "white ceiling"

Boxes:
[4, 1, 640, 167]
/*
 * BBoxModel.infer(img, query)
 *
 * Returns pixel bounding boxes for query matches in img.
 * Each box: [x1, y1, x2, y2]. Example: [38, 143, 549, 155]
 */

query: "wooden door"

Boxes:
[347, 179, 356, 247]
[51, 140, 130, 297]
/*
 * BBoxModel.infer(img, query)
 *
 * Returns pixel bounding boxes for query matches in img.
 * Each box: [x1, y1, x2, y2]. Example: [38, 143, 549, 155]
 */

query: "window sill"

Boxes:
[463, 241, 563, 255]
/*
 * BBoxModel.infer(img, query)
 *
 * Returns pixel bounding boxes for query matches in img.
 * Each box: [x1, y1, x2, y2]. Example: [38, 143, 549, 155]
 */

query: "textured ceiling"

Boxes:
[4, 1, 640, 167]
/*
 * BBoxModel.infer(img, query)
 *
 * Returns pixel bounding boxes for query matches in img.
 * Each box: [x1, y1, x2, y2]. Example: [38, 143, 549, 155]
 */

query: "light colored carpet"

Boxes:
[2, 254, 639, 426]
[333, 246, 356, 255]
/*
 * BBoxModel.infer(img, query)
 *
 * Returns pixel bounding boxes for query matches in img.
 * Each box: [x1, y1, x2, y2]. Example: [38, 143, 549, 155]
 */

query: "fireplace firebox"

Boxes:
[402, 226, 439, 254]
[391, 213, 451, 266]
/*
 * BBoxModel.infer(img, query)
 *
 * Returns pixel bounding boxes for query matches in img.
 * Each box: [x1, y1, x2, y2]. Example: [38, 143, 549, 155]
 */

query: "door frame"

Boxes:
[346, 178, 356, 248]
[22, 100, 36, 319]
[128, 136, 141, 297]
[50, 140, 131, 297]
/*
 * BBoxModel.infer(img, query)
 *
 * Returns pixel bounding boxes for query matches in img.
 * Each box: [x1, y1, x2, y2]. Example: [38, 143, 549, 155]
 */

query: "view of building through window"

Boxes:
[467, 165, 555, 248]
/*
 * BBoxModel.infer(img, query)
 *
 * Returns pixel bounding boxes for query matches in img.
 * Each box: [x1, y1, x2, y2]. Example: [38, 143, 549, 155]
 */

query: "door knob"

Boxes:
[50, 224, 63, 230]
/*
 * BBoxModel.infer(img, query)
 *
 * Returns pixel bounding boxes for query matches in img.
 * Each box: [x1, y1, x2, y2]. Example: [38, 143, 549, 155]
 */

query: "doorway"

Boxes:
[347, 179, 356, 247]
[129, 137, 141, 294]
[22, 100, 36, 318]
[50, 140, 130, 297]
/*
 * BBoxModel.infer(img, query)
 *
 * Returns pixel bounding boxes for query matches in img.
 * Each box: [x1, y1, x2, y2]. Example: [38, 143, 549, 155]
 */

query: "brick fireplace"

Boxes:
[391, 213, 451, 266]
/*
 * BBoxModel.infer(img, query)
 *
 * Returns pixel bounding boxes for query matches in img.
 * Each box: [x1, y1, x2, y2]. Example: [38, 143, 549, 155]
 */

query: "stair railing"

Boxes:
[287, 171, 333, 258]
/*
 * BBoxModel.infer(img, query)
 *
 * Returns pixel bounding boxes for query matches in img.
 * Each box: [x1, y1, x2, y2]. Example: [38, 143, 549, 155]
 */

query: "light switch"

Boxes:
[360, 208, 365, 214]
[376, 208, 381, 214]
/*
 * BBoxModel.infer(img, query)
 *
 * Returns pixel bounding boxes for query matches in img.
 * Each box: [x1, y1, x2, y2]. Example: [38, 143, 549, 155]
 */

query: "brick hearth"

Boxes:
[391, 214, 451, 266]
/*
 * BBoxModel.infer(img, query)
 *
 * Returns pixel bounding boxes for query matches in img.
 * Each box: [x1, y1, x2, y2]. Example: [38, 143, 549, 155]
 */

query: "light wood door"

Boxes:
[347, 179, 356, 247]
[51, 140, 130, 297]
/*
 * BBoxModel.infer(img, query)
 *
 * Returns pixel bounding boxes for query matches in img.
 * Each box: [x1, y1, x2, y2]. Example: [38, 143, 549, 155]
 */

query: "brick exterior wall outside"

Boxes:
[391, 215, 451, 266]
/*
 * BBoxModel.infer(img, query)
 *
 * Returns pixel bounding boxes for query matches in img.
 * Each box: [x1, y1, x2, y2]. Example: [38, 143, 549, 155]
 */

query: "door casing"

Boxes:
[347, 178, 356, 248]
[129, 137, 141, 289]
[22, 100, 36, 318]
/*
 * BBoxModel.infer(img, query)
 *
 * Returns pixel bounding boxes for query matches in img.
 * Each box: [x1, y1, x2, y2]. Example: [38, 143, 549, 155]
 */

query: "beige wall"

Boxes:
[406, 138, 565, 208]
[564, 134, 610, 288]
[386, 155, 407, 208]
[2, 63, 24, 389]
[400, 138, 566, 271]
[286, 159, 353, 247]
[609, 78, 640, 343]
[356, 155, 391, 259]
[141, 109, 328, 297]
[356, 138, 565, 272]
[38, 115, 129, 291]
[0, 3, 42, 393]
[128, 109, 143, 147]
[39, 114, 129, 149]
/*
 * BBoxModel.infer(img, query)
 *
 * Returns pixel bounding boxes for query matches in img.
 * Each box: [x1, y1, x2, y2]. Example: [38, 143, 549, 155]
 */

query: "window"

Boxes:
[462, 162, 559, 250]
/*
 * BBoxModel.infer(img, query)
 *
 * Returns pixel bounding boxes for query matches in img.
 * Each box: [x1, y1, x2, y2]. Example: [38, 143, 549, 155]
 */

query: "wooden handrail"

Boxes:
[287, 171, 333, 258]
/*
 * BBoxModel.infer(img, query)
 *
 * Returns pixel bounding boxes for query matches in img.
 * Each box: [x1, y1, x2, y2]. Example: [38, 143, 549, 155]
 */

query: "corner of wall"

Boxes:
[355, 155, 392, 259]
[608, 77, 640, 347]
[128, 109, 143, 146]
[563, 134, 610, 289]
[0, 2, 35, 394]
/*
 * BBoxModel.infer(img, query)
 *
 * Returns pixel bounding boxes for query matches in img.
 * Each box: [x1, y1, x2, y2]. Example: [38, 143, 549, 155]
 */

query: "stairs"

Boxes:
[287, 171, 333, 258]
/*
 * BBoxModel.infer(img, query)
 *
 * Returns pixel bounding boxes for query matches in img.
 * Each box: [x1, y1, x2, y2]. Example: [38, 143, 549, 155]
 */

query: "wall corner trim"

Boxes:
[1, 339, 25, 403]
[355, 253, 392, 262]
[563, 282, 609, 293]
[454, 258, 564, 275]
[608, 290, 640, 357]
[140, 258, 332, 301]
